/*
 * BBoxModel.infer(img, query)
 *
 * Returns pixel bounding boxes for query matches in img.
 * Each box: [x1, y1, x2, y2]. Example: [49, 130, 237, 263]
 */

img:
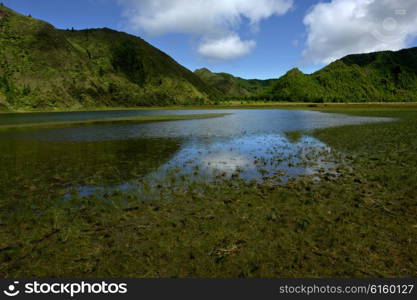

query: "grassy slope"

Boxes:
[0, 5, 219, 111]
[195, 68, 276, 99]
[265, 48, 417, 103]
[1, 105, 416, 277]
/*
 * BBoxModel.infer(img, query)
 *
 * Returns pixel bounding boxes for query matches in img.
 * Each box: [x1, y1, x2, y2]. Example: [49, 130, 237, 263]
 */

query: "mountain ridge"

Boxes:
[194, 68, 277, 99]
[263, 47, 417, 102]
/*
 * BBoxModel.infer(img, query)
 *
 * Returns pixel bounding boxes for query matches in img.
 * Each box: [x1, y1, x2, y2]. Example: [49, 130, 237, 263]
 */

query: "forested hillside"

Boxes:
[0, 5, 219, 110]
[264, 47, 417, 102]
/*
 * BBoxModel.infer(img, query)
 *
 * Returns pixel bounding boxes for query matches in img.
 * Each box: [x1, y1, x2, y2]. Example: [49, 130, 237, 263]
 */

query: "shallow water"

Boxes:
[0, 109, 391, 198]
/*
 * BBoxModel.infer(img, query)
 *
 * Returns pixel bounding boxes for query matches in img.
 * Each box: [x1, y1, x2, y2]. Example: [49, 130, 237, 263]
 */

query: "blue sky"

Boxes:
[3, 0, 417, 79]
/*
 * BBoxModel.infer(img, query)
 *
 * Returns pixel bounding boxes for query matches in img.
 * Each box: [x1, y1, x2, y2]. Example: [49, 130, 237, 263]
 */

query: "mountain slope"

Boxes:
[0, 5, 219, 110]
[195, 68, 276, 99]
[265, 47, 417, 102]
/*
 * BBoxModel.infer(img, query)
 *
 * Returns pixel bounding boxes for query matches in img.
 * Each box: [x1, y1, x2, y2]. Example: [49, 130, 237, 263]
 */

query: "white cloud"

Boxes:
[303, 0, 417, 64]
[198, 35, 256, 60]
[118, 0, 293, 60]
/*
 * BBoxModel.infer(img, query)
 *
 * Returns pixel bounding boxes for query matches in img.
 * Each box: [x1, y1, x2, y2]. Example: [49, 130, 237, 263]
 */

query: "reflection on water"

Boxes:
[0, 109, 392, 199]
[150, 134, 331, 182]
[0, 138, 181, 199]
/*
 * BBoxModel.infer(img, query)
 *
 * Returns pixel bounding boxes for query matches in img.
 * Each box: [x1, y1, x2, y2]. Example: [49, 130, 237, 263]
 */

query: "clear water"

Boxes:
[0, 109, 391, 198]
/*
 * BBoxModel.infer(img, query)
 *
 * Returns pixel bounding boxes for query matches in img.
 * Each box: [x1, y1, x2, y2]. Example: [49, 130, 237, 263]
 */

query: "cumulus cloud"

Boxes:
[118, 0, 293, 60]
[198, 35, 256, 60]
[303, 0, 417, 64]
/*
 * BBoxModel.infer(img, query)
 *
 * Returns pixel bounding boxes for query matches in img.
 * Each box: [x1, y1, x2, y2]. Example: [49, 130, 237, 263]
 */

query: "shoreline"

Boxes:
[1, 102, 417, 114]
[0, 113, 230, 130]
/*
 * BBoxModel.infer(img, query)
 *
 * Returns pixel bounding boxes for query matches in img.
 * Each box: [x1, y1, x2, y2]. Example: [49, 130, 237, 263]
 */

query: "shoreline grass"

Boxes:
[1, 102, 417, 114]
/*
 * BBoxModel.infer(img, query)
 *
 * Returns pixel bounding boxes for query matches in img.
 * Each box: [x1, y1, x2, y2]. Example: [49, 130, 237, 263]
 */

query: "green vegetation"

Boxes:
[0, 113, 229, 130]
[110, 40, 146, 86]
[0, 3, 416, 279]
[212, 101, 417, 111]
[2, 4, 417, 111]
[263, 48, 417, 102]
[195, 68, 276, 99]
[0, 5, 219, 111]
[196, 48, 417, 103]
[1, 105, 416, 277]
[0, 137, 181, 191]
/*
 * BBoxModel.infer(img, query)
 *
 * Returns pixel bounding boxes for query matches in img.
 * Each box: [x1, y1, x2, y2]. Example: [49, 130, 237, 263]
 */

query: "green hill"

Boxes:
[264, 47, 417, 102]
[0, 5, 219, 111]
[2, 4, 417, 109]
[194, 68, 276, 99]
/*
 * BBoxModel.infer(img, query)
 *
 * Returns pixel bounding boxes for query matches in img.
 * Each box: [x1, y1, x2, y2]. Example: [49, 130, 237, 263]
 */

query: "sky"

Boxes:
[3, 0, 417, 79]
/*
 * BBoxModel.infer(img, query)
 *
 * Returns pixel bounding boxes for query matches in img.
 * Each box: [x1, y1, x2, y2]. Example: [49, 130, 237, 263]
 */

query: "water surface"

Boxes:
[0, 109, 391, 198]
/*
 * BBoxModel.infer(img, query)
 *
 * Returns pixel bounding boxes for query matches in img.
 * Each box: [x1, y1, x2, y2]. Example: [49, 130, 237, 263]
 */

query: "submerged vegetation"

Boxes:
[0, 105, 416, 277]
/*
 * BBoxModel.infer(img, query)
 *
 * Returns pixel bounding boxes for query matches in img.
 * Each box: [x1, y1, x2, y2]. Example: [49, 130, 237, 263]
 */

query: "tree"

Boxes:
[111, 40, 145, 85]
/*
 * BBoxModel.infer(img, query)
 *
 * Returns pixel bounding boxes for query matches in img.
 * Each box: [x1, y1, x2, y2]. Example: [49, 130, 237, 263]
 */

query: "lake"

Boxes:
[0, 109, 391, 199]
